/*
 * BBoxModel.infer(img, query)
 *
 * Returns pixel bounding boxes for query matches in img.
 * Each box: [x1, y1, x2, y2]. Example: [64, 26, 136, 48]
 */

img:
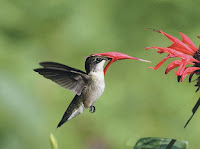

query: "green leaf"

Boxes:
[133, 137, 188, 149]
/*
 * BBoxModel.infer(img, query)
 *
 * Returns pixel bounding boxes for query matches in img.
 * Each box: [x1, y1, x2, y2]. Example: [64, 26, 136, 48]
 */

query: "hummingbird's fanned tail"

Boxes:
[57, 95, 84, 128]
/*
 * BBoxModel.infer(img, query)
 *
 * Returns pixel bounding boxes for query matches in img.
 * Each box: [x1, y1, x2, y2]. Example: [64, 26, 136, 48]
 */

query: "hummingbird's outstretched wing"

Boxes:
[39, 62, 86, 74]
[34, 62, 89, 95]
[57, 95, 84, 128]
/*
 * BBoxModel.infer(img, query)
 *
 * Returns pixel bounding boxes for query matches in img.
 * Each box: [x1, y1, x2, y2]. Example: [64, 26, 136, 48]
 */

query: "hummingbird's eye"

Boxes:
[95, 57, 102, 63]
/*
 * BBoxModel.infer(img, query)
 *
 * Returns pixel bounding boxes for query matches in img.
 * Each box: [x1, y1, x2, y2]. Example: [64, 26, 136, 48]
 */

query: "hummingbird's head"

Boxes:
[85, 55, 111, 74]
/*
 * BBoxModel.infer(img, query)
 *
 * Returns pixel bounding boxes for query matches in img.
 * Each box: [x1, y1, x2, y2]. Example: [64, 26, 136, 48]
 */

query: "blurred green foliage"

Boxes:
[1, 0, 200, 149]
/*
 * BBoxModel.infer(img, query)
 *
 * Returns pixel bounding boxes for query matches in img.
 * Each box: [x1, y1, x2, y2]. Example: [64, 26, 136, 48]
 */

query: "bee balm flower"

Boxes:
[146, 30, 200, 92]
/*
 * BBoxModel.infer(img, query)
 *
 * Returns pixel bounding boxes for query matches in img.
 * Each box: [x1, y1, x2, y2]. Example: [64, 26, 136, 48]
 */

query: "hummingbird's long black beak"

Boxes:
[106, 57, 112, 61]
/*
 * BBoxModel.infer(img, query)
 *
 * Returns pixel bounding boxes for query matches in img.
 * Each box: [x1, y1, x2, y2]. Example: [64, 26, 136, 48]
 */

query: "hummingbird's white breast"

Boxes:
[83, 60, 106, 108]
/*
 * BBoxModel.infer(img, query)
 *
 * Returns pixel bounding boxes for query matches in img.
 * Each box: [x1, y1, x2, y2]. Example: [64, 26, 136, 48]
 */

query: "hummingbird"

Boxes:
[34, 52, 150, 128]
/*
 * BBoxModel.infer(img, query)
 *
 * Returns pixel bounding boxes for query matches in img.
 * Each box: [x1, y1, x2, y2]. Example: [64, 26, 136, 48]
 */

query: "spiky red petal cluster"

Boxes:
[146, 30, 200, 82]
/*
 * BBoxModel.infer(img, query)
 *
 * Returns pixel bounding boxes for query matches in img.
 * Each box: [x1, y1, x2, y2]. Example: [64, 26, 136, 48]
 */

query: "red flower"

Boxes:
[93, 52, 151, 74]
[146, 30, 200, 91]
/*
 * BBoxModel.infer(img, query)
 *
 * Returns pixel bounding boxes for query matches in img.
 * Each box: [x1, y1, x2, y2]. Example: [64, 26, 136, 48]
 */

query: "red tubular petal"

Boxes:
[181, 67, 200, 82]
[93, 52, 151, 74]
[148, 55, 171, 70]
[175, 53, 199, 63]
[145, 47, 152, 50]
[168, 45, 194, 55]
[180, 32, 197, 52]
[165, 60, 194, 75]
[157, 50, 164, 53]
[146, 47, 178, 55]
[175, 59, 188, 76]
[160, 31, 195, 55]
[94, 52, 150, 62]
[146, 47, 172, 54]
[165, 60, 181, 74]
[187, 56, 198, 62]
[147, 47, 199, 63]
[103, 59, 114, 74]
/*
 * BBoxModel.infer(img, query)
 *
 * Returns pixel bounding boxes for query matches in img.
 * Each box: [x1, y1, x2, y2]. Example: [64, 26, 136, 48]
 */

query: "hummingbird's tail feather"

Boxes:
[57, 95, 84, 128]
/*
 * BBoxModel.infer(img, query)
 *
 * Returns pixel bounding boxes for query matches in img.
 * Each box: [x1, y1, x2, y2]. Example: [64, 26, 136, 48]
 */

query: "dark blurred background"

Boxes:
[1, 0, 200, 149]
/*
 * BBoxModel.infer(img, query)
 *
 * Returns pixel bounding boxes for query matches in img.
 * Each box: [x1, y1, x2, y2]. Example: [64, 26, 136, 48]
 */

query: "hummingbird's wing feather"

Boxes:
[34, 63, 89, 95]
[39, 62, 86, 74]
[57, 95, 84, 128]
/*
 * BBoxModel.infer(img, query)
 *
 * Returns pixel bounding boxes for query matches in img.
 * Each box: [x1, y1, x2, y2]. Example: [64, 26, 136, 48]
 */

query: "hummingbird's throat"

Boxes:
[91, 60, 106, 72]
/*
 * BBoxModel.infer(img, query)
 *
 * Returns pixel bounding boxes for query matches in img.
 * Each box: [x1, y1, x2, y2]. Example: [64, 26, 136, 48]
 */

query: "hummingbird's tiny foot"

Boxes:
[89, 105, 96, 113]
